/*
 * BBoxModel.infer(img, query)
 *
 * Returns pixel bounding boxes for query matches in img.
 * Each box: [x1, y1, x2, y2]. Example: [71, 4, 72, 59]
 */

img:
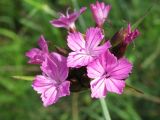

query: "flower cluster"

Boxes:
[26, 1, 139, 107]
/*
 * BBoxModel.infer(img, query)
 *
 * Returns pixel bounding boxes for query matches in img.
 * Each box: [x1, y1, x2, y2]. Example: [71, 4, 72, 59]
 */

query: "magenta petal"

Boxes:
[68, 7, 87, 22]
[109, 58, 132, 80]
[93, 41, 111, 56]
[101, 50, 117, 72]
[90, 77, 125, 98]
[105, 78, 125, 94]
[32, 75, 56, 94]
[41, 52, 68, 82]
[50, 19, 68, 28]
[38, 35, 48, 52]
[67, 32, 85, 51]
[41, 58, 58, 81]
[90, 1, 111, 26]
[50, 7, 86, 29]
[125, 24, 140, 44]
[41, 86, 58, 107]
[50, 53, 69, 81]
[79, 7, 87, 14]
[41, 81, 70, 107]
[90, 77, 107, 98]
[58, 81, 70, 97]
[67, 51, 94, 68]
[86, 27, 104, 49]
[26, 48, 44, 64]
[26, 36, 49, 64]
[87, 58, 105, 79]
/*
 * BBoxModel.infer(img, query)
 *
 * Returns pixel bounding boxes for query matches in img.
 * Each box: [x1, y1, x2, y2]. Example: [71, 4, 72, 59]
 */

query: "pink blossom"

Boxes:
[90, 1, 111, 27]
[87, 50, 132, 98]
[50, 7, 86, 30]
[26, 35, 48, 64]
[67, 27, 111, 68]
[32, 52, 70, 107]
[124, 24, 140, 44]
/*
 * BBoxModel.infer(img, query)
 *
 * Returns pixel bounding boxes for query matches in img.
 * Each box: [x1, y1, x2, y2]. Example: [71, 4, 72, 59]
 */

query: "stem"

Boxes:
[72, 93, 79, 120]
[100, 98, 111, 120]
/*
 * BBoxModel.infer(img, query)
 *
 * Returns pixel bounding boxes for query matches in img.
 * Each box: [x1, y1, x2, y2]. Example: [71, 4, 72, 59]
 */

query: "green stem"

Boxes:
[72, 93, 79, 120]
[100, 98, 111, 120]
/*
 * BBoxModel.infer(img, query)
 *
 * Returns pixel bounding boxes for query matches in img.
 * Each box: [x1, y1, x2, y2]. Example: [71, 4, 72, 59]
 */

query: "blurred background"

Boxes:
[0, 0, 160, 120]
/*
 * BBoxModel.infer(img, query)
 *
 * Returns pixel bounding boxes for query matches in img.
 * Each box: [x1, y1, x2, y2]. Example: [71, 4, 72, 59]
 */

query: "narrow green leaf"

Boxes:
[125, 84, 144, 94]
[24, 0, 56, 17]
[12, 76, 34, 81]
[0, 28, 21, 41]
[131, 6, 153, 30]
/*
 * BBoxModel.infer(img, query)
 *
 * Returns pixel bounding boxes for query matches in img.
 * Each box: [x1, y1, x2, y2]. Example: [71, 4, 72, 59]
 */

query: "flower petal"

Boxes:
[32, 75, 56, 94]
[90, 1, 111, 26]
[41, 53, 68, 82]
[68, 7, 87, 22]
[38, 35, 48, 52]
[87, 57, 105, 79]
[109, 58, 132, 80]
[86, 27, 104, 49]
[26, 36, 49, 64]
[100, 50, 117, 72]
[90, 77, 125, 98]
[50, 18, 69, 28]
[41, 86, 58, 107]
[105, 77, 125, 94]
[50, 7, 86, 29]
[26, 48, 44, 64]
[32, 75, 70, 107]
[67, 32, 85, 51]
[58, 81, 70, 97]
[90, 77, 107, 98]
[92, 41, 111, 56]
[125, 24, 140, 44]
[50, 53, 69, 81]
[67, 51, 93, 68]
[41, 81, 70, 107]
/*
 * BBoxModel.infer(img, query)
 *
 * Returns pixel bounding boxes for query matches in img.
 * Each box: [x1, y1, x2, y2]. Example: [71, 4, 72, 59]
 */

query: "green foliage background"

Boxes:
[0, 0, 160, 120]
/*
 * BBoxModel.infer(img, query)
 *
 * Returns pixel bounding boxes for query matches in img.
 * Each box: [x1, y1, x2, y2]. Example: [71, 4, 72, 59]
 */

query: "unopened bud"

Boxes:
[111, 24, 140, 58]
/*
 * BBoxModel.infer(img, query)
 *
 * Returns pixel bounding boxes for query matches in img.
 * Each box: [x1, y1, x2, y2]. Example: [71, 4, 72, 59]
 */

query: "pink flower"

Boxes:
[90, 1, 111, 27]
[124, 24, 140, 44]
[87, 50, 132, 98]
[67, 27, 111, 68]
[32, 52, 70, 107]
[26, 35, 48, 64]
[50, 7, 86, 30]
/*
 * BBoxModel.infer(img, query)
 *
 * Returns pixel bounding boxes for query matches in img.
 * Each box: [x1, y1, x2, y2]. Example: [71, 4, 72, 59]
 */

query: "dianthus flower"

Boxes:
[32, 52, 70, 107]
[67, 27, 111, 68]
[87, 50, 132, 98]
[50, 7, 86, 31]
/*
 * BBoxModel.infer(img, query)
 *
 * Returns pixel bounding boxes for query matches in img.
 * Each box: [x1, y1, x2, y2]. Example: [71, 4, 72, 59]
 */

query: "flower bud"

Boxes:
[90, 1, 111, 28]
[111, 24, 140, 58]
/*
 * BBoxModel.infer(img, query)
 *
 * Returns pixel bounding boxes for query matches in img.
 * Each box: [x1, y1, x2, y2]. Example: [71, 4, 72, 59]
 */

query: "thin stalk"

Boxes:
[72, 93, 79, 120]
[100, 98, 111, 120]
